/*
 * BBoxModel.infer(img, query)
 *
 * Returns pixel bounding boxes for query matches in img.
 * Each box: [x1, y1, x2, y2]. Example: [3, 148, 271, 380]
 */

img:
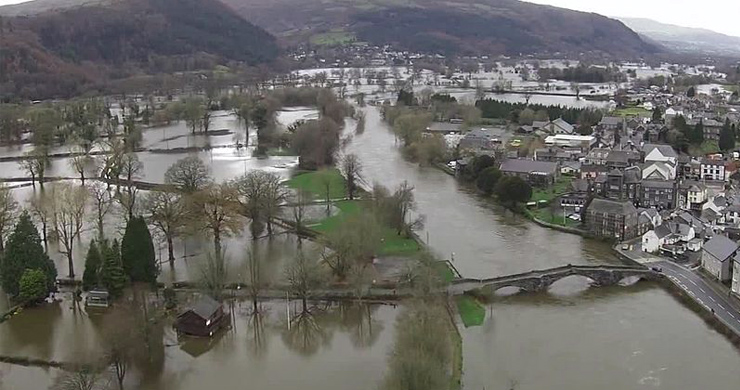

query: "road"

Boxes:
[656, 260, 740, 335]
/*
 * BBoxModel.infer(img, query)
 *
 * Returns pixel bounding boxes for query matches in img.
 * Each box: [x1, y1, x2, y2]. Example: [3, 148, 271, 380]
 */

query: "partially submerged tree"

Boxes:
[144, 189, 187, 264]
[164, 156, 212, 194]
[285, 251, 326, 312]
[82, 240, 102, 291]
[322, 212, 382, 280]
[53, 183, 88, 278]
[0, 182, 19, 252]
[192, 183, 243, 255]
[340, 154, 363, 200]
[88, 181, 114, 239]
[99, 239, 127, 298]
[200, 250, 228, 301]
[0, 212, 57, 298]
[121, 216, 158, 284]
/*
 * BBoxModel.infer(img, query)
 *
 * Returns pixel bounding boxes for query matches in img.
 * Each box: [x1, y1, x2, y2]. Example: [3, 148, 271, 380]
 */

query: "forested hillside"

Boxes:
[0, 0, 279, 100]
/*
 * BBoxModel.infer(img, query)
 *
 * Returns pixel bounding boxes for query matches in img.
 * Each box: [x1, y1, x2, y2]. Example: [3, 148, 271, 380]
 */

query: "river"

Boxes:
[3, 103, 740, 389]
[345, 106, 740, 389]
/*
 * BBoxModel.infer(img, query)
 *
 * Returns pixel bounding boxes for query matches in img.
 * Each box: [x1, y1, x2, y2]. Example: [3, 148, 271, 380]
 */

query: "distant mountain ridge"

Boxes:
[617, 17, 740, 56]
[0, 0, 279, 100]
[223, 0, 658, 58]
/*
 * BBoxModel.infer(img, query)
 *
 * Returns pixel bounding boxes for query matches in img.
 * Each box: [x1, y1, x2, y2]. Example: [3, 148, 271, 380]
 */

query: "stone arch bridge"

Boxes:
[448, 264, 661, 295]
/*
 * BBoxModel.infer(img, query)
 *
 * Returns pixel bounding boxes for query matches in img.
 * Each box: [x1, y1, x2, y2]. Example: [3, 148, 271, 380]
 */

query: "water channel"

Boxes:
[2, 103, 740, 389]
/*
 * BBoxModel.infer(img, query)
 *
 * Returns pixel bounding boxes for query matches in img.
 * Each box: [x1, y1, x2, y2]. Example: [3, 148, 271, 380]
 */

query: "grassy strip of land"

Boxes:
[529, 208, 580, 228]
[612, 107, 650, 117]
[433, 261, 457, 283]
[286, 168, 347, 199]
[531, 175, 573, 203]
[267, 147, 296, 156]
[455, 295, 485, 327]
[310, 199, 420, 256]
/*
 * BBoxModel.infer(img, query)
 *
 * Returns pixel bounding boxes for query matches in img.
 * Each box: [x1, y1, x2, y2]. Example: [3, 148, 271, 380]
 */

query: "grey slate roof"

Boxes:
[642, 180, 675, 189]
[426, 122, 462, 133]
[190, 296, 221, 320]
[654, 224, 672, 239]
[587, 198, 638, 216]
[499, 159, 558, 175]
[703, 235, 738, 262]
[643, 143, 678, 158]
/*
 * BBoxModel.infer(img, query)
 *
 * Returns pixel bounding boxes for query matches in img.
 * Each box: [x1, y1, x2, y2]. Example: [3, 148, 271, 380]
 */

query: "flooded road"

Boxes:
[346, 106, 740, 389]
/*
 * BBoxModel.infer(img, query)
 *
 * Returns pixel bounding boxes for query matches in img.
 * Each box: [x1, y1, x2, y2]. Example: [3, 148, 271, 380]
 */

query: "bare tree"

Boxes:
[28, 189, 53, 252]
[244, 246, 264, 312]
[322, 212, 382, 280]
[117, 153, 143, 221]
[234, 171, 286, 238]
[53, 183, 89, 278]
[0, 183, 18, 252]
[144, 189, 187, 264]
[51, 365, 108, 390]
[284, 251, 326, 312]
[88, 181, 113, 239]
[164, 155, 212, 194]
[192, 183, 243, 255]
[69, 145, 93, 185]
[200, 250, 228, 301]
[340, 154, 363, 200]
[19, 147, 49, 190]
[292, 189, 310, 237]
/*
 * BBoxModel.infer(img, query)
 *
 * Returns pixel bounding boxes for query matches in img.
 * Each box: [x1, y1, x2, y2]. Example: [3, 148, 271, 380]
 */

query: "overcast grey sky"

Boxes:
[0, 0, 738, 37]
[525, 0, 740, 37]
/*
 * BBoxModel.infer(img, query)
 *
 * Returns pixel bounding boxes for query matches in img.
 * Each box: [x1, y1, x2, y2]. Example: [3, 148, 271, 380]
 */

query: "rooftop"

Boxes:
[499, 159, 558, 175]
[587, 198, 638, 216]
[703, 235, 738, 262]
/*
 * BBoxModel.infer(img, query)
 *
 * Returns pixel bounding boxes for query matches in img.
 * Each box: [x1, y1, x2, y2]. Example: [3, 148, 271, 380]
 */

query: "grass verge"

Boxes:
[286, 168, 347, 199]
[531, 175, 573, 203]
[455, 295, 485, 328]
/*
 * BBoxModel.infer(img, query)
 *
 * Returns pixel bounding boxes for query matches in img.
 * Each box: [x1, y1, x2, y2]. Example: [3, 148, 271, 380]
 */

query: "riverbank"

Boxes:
[615, 244, 740, 343]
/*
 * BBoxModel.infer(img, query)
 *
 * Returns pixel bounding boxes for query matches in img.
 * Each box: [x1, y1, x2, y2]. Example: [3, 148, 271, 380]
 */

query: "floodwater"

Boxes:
[344, 106, 740, 389]
[3, 97, 740, 389]
[0, 300, 398, 390]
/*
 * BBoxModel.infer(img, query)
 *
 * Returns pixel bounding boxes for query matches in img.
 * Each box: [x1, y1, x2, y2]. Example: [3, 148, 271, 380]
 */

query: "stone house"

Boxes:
[584, 198, 640, 241]
[701, 235, 738, 282]
[733, 254, 740, 296]
[639, 180, 676, 210]
[499, 159, 559, 186]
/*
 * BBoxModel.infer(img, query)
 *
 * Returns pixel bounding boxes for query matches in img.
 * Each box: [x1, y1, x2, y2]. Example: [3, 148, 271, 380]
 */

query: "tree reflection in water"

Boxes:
[245, 308, 267, 358]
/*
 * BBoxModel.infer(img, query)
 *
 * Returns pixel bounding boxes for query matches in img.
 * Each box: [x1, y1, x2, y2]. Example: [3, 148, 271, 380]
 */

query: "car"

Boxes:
[651, 266, 663, 273]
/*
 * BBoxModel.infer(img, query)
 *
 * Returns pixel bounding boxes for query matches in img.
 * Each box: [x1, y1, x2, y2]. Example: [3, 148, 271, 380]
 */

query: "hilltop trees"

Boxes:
[0, 212, 57, 299]
[121, 217, 157, 284]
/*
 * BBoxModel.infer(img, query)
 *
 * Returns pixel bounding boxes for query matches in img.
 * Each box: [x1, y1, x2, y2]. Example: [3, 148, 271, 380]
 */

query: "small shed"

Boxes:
[174, 296, 227, 337]
[85, 289, 110, 308]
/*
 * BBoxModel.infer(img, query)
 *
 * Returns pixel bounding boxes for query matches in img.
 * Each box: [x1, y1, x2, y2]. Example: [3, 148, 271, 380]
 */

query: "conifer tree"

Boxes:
[100, 239, 127, 298]
[82, 240, 102, 291]
[121, 217, 157, 284]
[0, 212, 56, 298]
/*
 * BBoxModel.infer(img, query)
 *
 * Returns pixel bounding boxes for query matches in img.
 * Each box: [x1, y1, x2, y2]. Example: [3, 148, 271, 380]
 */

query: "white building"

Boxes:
[544, 134, 595, 149]
[701, 159, 726, 181]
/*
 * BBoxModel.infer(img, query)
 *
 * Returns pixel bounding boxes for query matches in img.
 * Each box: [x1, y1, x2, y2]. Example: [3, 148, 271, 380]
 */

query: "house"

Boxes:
[175, 296, 228, 337]
[606, 150, 641, 169]
[424, 122, 463, 136]
[580, 164, 609, 180]
[641, 161, 676, 181]
[678, 181, 708, 211]
[459, 128, 497, 150]
[701, 235, 738, 282]
[642, 222, 696, 253]
[599, 116, 623, 131]
[665, 107, 684, 125]
[643, 144, 678, 166]
[542, 118, 575, 135]
[593, 167, 640, 202]
[585, 148, 611, 165]
[560, 161, 581, 175]
[499, 159, 559, 186]
[640, 180, 676, 210]
[701, 158, 726, 181]
[543, 134, 596, 149]
[584, 198, 640, 241]
[725, 203, 740, 226]
[642, 224, 672, 253]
